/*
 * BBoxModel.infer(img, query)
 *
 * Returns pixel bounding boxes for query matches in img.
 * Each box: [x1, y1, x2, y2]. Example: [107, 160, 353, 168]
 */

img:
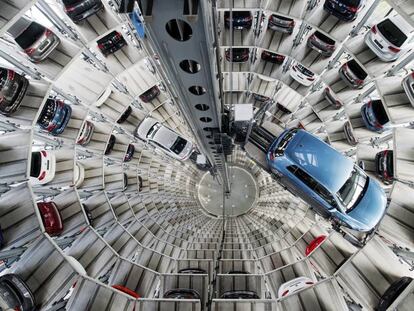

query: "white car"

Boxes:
[73, 162, 85, 187]
[365, 15, 412, 62]
[135, 117, 193, 161]
[402, 72, 414, 107]
[30, 150, 56, 185]
[290, 62, 316, 87]
[277, 276, 314, 298]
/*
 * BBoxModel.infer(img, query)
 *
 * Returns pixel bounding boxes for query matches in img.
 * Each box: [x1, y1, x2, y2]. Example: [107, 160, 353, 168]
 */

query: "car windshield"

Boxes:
[171, 137, 188, 154]
[347, 60, 367, 79]
[15, 22, 45, 49]
[336, 166, 367, 212]
[30, 152, 41, 177]
[371, 100, 389, 125]
[378, 19, 407, 47]
[147, 123, 160, 139]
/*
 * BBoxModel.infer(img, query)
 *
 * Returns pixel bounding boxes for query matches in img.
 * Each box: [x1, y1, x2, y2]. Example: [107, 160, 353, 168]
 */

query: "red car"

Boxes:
[261, 50, 285, 64]
[112, 285, 140, 298]
[305, 235, 327, 256]
[37, 202, 64, 236]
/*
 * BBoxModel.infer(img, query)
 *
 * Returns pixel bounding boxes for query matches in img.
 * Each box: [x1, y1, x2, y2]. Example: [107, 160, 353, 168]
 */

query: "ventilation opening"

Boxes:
[166, 19, 193, 41]
[200, 117, 212, 123]
[179, 60, 201, 74]
[189, 86, 206, 95]
[195, 104, 209, 111]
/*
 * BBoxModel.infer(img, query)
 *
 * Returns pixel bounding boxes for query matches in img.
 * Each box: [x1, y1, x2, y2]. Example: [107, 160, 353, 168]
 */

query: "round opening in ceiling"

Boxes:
[195, 104, 209, 111]
[189, 86, 206, 96]
[200, 117, 212, 123]
[179, 59, 201, 73]
[165, 19, 193, 41]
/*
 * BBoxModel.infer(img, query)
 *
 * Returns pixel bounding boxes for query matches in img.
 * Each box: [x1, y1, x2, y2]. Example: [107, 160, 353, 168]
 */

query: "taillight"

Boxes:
[46, 123, 57, 132]
[348, 6, 358, 13]
[388, 46, 400, 53]
[367, 101, 372, 108]
[98, 43, 104, 49]
[307, 77, 315, 81]
[305, 281, 314, 285]
[374, 121, 383, 129]
[65, 6, 76, 13]
[25, 48, 35, 55]
[39, 171, 46, 181]
[411, 72, 414, 78]
[356, 79, 364, 85]
[7, 70, 15, 81]
[41, 150, 47, 157]
[282, 290, 289, 297]
[269, 153, 274, 161]
[45, 29, 52, 37]
[371, 25, 377, 34]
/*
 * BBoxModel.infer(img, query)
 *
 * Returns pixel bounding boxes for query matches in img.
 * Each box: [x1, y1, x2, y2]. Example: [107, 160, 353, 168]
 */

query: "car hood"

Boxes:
[347, 178, 387, 231]
[285, 130, 354, 192]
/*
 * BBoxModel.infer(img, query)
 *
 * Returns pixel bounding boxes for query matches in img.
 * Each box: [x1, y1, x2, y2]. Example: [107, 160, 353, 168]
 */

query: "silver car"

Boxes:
[8, 17, 60, 62]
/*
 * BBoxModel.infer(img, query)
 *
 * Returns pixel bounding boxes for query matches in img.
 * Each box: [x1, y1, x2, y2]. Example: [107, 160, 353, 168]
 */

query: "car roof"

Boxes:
[153, 125, 178, 149]
[285, 130, 354, 192]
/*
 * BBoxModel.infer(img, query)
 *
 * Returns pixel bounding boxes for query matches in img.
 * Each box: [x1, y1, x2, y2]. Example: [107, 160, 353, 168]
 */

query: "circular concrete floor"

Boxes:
[197, 166, 258, 217]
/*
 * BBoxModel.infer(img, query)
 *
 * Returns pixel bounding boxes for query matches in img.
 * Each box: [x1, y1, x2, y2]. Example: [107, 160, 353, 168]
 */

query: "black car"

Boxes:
[117, 106, 132, 124]
[0, 67, 29, 115]
[178, 268, 207, 274]
[124, 144, 135, 162]
[225, 48, 249, 63]
[377, 277, 412, 311]
[375, 150, 393, 185]
[261, 50, 285, 64]
[224, 11, 253, 30]
[97, 31, 127, 56]
[268, 14, 295, 34]
[220, 290, 259, 299]
[163, 288, 201, 299]
[324, 0, 364, 22]
[63, 0, 103, 23]
[104, 135, 116, 155]
[0, 274, 36, 310]
[139, 85, 160, 103]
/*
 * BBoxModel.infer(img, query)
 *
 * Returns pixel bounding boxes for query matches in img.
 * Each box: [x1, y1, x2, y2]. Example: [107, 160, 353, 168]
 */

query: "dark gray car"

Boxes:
[63, 0, 103, 23]
[0, 67, 29, 115]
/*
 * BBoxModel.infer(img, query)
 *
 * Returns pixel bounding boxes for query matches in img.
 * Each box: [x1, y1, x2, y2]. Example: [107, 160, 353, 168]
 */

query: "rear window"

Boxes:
[341, 0, 361, 6]
[30, 152, 41, 177]
[62, 0, 81, 5]
[14, 22, 45, 49]
[372, 100, 389, 125]
[314, 31, 335, 45]
[297, 64, 314, 77]
[171, 137, 187, 154]
[347, 60, 367, 79]
[273, 129, 297, 157]
[225, 11, 251, 18]
[377, 19, 407, 47]
[271, 14, 293, 22]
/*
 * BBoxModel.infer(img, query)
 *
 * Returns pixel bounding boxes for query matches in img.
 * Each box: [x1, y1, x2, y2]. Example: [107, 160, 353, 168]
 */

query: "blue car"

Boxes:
[37, 98, 72, 135]
[266, 128, 387, 232]
[361, 99, 391, 133]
